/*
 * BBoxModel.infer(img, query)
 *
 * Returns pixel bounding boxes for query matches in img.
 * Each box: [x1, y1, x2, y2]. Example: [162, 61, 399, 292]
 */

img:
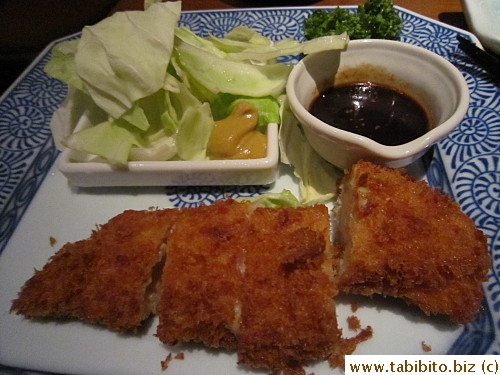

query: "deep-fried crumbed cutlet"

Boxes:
[11, 209, 179, 331]
[156, 200, 253, 349]
[155, 201, 340, 370]
[238, 205, 340, 369]
[335, 161, 490, 324]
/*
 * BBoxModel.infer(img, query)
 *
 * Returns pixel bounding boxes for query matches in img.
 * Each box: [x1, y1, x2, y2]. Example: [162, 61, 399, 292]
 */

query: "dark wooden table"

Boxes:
[112, 0, 465, 22]
[0, 0, 468, 95]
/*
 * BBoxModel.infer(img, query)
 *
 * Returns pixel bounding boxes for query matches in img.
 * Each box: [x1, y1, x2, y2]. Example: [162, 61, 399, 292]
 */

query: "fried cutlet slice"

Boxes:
[335, 161, 490, 324]
[238, 205, 340, 370]
[155, 199, 253, 349]
[11, 209, 179, 331]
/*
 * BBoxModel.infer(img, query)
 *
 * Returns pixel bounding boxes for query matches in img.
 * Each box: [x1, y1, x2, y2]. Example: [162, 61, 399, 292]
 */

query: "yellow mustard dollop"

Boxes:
[208, 101, 267, 160]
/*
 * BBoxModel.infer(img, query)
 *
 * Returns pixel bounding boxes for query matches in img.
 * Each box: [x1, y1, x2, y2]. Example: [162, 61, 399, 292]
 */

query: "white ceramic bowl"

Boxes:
[462, 0, 500, 55]
[286, 39, 469, 170]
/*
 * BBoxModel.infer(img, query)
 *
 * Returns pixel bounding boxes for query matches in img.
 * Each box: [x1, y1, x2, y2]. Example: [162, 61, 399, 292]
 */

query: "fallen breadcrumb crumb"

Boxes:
[174, 352, 185, 360]
[329, 326, 373, 369]
[350, 302, 358, 313]
[421, 341, 432, 352]
[161, 353, 172, 371]
[347, 315, 361, 331]
[281, 367, 307, 375]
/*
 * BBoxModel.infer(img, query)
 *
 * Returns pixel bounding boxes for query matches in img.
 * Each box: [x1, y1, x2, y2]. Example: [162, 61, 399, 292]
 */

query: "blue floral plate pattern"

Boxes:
[0, 6, 498, 374]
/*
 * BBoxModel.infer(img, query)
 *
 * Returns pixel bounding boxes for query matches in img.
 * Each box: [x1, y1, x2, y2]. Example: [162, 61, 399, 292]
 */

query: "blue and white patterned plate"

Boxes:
[0, 6, 498, 375]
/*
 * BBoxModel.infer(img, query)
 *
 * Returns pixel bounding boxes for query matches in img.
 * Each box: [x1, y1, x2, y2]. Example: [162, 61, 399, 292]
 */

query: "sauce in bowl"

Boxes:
[309, 82, 431, 146]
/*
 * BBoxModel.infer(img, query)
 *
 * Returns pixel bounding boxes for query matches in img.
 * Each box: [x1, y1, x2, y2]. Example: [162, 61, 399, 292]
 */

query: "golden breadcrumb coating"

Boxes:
[329, 325, 373, 369]
[156, 201, 340, 370]
[11, 209, 179, 331]
[13, 200, 341, 370]
[156, 200, 253, 349]
[238, 205, 340, 369]
[335, 161, 490, 324]
[12, 168, 488, 371]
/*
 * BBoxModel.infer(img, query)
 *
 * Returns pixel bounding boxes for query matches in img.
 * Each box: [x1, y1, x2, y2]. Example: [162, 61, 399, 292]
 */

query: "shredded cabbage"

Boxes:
[45, 0, 348, 171]
[236, 189, 301, 208]
[210, 94, 280, 132]
[279, 96, 342, 204]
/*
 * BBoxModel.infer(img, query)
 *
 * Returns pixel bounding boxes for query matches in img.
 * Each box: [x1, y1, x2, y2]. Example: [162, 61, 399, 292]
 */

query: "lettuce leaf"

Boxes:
[120, 103, 150, 131]
[162, 75, 214, 160]
[175, 102, 213, 160]
[63, 120, 142, 165]
[235, 189, 301, 208]
[174, 27, 348, 98]
[128, 128, 177, 161]
[174, 35, 292, 99]
[225, 32, 349, 63]
[210, 25, 271, 49]
[44, 39, 87, 92]
[210, 93, 280, 131]
[279, 97, 341, 204]
[74, 1, 181, 119]
[205, 25, 349, 64]
[62, 78, 214, 165]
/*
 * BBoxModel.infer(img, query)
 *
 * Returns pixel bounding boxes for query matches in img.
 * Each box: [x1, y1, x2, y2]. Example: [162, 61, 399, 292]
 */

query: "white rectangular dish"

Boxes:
[57, 122, 279, 187]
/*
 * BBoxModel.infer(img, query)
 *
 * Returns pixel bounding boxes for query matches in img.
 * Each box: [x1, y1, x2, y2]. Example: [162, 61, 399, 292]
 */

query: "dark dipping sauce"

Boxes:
[309, 82, 430, 146]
